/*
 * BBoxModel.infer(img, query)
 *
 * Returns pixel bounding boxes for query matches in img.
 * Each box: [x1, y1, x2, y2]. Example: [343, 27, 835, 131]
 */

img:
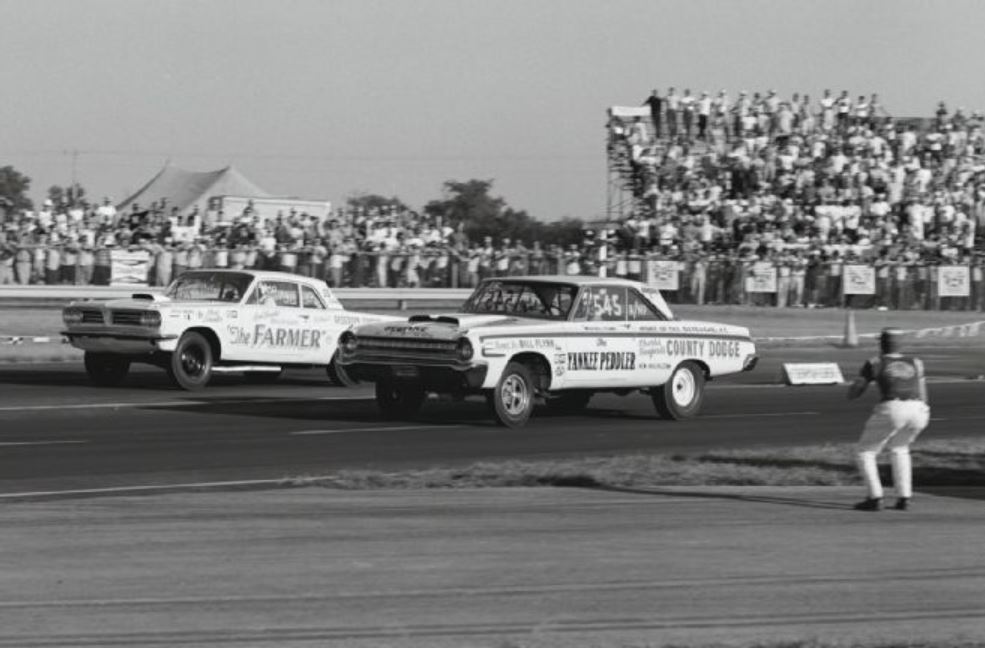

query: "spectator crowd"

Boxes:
[2, 88, 985, 312]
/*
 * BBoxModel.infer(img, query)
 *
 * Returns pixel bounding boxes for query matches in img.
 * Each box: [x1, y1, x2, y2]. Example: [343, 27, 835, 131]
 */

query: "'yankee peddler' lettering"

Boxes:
[252, 324, 322, 348]
[566, 351, 636, 371]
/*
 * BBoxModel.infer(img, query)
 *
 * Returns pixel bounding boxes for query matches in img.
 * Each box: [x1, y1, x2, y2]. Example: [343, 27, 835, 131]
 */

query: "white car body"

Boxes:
[341, 276, 757, 426]
[62, 269, 398, 389]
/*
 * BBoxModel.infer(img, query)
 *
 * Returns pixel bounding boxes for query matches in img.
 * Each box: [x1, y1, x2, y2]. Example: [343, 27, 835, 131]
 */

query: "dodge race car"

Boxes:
[339, 276, 758, 427]
[62, 269, 397, 390]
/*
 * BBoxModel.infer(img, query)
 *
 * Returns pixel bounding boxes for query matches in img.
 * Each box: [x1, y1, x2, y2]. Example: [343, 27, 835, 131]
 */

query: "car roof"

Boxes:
[189, 268, 325, 284]
[482, 275, 645, 287]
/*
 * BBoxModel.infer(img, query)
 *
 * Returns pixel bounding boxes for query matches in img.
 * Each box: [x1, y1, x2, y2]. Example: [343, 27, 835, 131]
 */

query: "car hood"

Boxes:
[354, 313, 554, 341]
[69, 297, 227, 311]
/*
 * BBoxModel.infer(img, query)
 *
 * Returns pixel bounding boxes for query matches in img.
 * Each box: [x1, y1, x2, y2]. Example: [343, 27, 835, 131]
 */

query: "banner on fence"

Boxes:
[843, 264, 876, 295]
[110, 250, 151, 286]
[938, 265, 970, 297]
[645, 260, 679, 291]
[745, 263, 777, 293]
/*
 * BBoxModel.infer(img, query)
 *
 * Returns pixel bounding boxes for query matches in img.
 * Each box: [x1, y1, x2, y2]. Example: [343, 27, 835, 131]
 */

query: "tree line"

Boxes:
[0, 166, 587, 247]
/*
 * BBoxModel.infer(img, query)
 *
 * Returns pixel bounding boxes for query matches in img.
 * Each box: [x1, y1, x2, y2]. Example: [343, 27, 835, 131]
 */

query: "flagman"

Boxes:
[847, 328, 930, 511]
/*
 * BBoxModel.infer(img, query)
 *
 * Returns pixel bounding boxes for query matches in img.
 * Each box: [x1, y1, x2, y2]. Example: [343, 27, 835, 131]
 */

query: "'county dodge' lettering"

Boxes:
[567, 351, 636, 371]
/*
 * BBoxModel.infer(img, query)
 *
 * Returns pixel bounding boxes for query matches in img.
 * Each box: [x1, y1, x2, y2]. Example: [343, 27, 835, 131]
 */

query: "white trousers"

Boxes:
[856, 400, 930, 499]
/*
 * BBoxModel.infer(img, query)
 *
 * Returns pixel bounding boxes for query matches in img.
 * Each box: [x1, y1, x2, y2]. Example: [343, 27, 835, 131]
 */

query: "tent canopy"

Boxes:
[118, 164, 270, 215]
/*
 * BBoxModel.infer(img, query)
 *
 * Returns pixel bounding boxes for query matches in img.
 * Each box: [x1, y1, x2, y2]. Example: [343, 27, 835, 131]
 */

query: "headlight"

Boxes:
[62, 307, 83, 325]
[456, 337, 474, 362]
[340, 331, 358, 353]
[139, 311, 162, 327]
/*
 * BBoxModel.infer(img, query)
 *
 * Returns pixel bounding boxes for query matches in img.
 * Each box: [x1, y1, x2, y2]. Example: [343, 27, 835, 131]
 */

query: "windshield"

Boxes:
[165, 271, 254, 303]
[462, 280, 578, 320]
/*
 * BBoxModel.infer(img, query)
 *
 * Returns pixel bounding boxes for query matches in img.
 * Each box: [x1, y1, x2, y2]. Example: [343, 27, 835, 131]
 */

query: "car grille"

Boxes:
[352, 336, 459, 365]
[110, 310, 146, 326]
[79, 308, 104, 324]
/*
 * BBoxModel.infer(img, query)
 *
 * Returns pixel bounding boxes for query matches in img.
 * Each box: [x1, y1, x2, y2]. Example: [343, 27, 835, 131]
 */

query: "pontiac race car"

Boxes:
[62, 269, 397, 390]
[339, 276, 758, 427]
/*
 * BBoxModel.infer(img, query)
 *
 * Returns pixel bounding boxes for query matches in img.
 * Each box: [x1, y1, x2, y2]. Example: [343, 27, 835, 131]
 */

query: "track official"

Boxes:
[847, 328, 930, 511]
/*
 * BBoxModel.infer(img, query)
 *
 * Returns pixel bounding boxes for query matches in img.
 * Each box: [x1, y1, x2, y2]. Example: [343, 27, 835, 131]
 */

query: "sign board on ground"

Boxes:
[782, 362, 845, 386]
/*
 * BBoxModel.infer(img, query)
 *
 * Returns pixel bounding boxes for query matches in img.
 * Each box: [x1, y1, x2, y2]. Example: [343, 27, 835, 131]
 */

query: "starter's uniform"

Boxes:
[856, 354, 930, 500]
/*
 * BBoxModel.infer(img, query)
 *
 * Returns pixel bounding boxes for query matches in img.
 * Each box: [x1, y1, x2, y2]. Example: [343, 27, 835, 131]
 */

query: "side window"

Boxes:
[248, 281, 300, 307]
[302, 285, 326, 309]
[271, 282, 301, 308]
[575, 286, 627, 322]
[626, 289, 666, 321]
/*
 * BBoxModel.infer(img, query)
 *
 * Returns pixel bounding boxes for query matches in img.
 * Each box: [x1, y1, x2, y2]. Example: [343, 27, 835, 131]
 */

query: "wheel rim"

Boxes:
[671, 367, 696, 407]
[181, 345, 206, 378]
[500, 374, 530, 416]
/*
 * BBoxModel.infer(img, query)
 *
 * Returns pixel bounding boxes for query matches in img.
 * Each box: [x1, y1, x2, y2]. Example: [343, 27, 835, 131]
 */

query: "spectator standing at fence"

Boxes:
[697, 91, 712, 141]
[848, 328, 930, 511]
[14, 236, 32, 285]
[666, 87, 679, 138]
[0, 233, 13, 285]
[643, 89, 663, 138]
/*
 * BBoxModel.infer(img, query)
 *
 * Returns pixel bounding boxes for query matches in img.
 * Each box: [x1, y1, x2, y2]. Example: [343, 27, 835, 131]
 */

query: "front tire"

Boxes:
[375, 380, 426, 419]
[652, 361, 705, 420]
[490, 361, 536, 428]
[326, 352, 358, 387]
[168, 332, 214, 391]
[84, 352, 130, 387]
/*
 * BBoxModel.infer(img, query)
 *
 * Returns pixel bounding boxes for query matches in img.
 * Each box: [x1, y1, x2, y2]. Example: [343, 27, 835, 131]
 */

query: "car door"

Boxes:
[298, 282, 338, 365]
[564, 284, 637, 387]
[625, 287, 675, 387]
[240, 279, 306, 363]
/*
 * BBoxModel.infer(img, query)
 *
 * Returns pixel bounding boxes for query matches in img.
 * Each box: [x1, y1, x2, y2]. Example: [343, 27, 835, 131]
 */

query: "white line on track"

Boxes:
[0, 440, 86, 447]
[0, 394, 374, 413]
[291, 424, 464, 436]
[701, 411, 819, 419]
[0, 478, 292, 500]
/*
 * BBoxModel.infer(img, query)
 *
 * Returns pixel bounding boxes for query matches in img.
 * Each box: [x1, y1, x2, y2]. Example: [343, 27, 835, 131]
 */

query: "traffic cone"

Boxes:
[842, 309, 858, 348]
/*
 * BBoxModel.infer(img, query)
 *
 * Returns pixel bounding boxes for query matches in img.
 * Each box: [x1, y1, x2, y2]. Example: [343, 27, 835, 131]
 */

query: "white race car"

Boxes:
[62, 269, 397, 390]
[340, 276, 758, 427]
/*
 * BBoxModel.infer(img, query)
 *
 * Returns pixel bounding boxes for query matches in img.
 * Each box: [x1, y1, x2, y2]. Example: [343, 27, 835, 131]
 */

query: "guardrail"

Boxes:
[0, 285, 474, 310]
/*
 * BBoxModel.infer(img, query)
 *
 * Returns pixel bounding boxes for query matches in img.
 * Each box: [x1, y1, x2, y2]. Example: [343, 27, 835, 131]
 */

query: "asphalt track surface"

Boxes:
[5, 487, 985, 647]
[2, 349, 985, 646]
[0, 344, 983, 497]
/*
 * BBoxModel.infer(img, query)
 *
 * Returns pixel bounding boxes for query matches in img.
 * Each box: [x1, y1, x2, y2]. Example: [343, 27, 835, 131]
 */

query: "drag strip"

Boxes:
[0, 348, 983, 497]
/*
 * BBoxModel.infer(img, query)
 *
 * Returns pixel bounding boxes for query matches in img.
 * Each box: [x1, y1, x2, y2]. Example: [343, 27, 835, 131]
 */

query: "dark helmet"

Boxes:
[880, 328, 903, 354]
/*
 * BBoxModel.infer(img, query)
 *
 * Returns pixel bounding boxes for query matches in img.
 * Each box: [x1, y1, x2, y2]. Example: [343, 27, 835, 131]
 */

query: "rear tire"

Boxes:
[168, 332, 213, 391]
[375, 380, 426, 419]
[326, 352, 358, 387]
[84, 352, 130, 387]
[490, 361, 536, 428]
[546, 391, 593, 413]
[652, 361, 705, 420]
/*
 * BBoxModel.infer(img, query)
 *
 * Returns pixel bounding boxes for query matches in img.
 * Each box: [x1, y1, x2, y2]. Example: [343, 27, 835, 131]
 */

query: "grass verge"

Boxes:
[282, 440, 985, 491]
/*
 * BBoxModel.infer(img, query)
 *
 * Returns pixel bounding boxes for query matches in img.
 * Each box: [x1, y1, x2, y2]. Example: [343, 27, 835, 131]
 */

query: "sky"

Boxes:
[4, 0, 985, 221]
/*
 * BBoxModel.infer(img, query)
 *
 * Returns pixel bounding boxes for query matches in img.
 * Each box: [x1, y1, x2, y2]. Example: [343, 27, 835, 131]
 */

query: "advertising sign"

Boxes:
[110, 250, 151, 286]
[938, 265, 970, 297]
[645, 260, 680, 291]
[843, 264, 876, 295]
[746, 263, 777, 293]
